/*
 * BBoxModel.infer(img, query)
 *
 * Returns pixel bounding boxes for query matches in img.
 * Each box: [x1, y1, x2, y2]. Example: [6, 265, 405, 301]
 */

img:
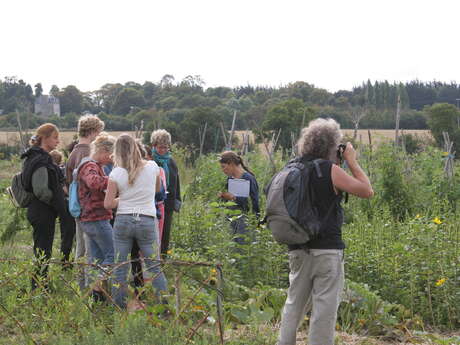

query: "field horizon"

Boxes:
[0, 129, 433, 150]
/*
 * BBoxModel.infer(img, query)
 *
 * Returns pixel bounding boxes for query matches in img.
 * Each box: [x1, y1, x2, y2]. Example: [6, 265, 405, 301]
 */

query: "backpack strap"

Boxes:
[72, 157, 96, 182]
[312, 159, 323, 178]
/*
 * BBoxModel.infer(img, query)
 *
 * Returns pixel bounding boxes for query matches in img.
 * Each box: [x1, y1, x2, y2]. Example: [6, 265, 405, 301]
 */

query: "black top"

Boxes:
[288, 158, 344, 250]
[156, 157, 181, 212]
[226, 172, 260, 216]
[306, 159, 344, 249]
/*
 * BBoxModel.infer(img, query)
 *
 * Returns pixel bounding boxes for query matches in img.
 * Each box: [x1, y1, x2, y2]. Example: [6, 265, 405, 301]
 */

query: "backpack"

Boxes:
[264, 157, 332, 245]
[68, 157, 95, 218]
[7, 172, 34, 208]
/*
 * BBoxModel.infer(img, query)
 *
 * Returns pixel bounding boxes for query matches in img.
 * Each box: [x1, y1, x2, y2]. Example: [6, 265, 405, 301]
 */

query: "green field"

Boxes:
[0, 144, 458, 345]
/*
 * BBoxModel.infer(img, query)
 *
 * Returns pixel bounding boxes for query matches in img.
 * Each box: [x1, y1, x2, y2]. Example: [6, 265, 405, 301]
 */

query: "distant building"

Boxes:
[34, 95, 60, 117]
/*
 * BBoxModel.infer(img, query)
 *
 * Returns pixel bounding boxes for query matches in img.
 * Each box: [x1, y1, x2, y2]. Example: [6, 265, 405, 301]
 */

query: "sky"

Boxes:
[1, 0, 460, 94]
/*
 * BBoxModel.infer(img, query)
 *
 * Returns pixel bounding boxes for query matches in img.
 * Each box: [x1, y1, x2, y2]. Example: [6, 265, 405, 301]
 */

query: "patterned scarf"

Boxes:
[152, 148, 171, 186]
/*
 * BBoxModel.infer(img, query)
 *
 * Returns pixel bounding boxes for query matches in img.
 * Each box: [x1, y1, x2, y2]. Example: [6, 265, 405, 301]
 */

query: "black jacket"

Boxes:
[21, 146, 66, 216]
[155, 157, 181, 212]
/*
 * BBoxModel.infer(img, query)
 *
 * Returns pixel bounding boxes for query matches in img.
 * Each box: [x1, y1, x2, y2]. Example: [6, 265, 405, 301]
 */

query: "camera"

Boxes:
[337, 144, 346, 162]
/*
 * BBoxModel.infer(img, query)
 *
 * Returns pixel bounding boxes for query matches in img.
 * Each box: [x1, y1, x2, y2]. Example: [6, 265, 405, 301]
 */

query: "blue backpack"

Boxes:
[68, 157, 95, 218]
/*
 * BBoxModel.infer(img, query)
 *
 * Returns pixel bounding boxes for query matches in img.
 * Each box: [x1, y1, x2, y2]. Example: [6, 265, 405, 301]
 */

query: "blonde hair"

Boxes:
[77, 114, 105, 138]
[49, 150, 63, 165]
[297, 118, 342, 159]
[150, 129, 171, 146]
[91, 132, 116, 155]
[29, 123, 59, 147]
[113, 134, 144, 185]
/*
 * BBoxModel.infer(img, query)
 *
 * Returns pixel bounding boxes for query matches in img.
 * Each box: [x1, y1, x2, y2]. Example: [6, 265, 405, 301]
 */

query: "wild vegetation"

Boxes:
[0, 142, 459, 344]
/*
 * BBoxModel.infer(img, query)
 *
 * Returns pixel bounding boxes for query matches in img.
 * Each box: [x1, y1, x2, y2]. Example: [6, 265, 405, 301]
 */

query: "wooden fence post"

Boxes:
[442, 131, 455, 183]
[395, 93, 401, 146]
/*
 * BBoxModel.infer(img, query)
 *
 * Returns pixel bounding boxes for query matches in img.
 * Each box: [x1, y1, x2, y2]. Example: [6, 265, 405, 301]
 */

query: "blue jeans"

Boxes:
[79, 220, 114, 285]
[112, 214, 167, 308]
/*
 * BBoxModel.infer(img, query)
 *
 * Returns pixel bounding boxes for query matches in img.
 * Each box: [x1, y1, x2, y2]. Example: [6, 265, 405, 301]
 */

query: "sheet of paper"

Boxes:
[228, 178, 250, 198]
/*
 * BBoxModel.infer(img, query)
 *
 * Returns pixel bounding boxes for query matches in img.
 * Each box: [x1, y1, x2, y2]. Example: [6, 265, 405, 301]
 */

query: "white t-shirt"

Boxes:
[109, 161, 159, 217]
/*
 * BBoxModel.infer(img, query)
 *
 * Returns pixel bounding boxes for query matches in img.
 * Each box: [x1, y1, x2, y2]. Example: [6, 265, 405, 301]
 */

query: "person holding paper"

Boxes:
[218, 151, 260, 244]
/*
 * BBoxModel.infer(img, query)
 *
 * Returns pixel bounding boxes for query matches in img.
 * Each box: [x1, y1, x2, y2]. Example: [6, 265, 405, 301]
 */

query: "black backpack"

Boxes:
[264, 157, 331, 245]
[7, 172, 34, 208]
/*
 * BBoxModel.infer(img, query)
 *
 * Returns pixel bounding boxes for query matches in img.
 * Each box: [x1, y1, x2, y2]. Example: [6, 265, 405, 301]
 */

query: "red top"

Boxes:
[78, 161, 112, 222]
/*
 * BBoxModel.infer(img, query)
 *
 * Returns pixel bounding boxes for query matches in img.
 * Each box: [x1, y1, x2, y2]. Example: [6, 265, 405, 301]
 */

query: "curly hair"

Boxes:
[90, 132, 116, 155]
[150, 129, 171, 147]
[77, 115, 105, 138]
[297, 118, 342, 160]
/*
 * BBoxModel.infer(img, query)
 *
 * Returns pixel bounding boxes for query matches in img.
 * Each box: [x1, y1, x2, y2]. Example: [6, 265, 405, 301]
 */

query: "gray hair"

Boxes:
[297, 118, 342, 160]
[150, 129, 172, 146]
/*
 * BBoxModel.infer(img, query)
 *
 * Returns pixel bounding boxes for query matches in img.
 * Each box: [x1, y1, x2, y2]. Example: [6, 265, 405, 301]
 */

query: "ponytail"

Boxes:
[29, 123, 59, 147]
[240, 159, 254, 176]
[219, 151, 254, 176]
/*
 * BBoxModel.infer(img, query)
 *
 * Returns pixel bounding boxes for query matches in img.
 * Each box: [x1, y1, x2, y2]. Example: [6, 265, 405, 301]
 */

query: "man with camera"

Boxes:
[277, 118, 373, 345]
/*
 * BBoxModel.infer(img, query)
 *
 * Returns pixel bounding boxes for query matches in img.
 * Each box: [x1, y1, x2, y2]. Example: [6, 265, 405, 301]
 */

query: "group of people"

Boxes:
[21, 115, 181, 309]
[20, 114, 373, 345]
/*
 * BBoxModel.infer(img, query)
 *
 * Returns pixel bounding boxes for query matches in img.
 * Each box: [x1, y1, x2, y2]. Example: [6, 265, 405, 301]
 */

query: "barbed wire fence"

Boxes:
[0, 257, 225, 345]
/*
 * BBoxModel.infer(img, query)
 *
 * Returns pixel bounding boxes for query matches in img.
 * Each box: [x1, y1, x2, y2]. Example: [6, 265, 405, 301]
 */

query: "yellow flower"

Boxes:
[442, 151, 449, 157]
[435, 278, 447, 287]
[433, 217, 442, 225]
[415, 214, 422, 219]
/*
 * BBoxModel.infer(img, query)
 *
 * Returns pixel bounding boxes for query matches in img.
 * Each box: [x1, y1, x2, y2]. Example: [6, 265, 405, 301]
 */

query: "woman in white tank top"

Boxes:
[104, 134, 167, 309]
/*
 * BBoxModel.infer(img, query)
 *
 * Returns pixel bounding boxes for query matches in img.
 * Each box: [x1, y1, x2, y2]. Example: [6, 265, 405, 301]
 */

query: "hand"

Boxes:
[343, 142, 357, 164]
[219, 192, 236, 201]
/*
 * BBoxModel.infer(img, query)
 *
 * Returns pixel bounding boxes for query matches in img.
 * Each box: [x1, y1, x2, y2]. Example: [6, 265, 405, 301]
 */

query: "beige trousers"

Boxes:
[277, 249, 344, 345]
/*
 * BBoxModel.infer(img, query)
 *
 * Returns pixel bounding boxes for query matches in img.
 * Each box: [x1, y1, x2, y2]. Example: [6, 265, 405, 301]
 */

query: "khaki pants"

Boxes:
[277, 249, 344, 345]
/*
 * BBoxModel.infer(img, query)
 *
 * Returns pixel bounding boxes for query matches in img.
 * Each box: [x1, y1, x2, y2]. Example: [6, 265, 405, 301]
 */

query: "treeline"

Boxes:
[2, 75, 460, 152]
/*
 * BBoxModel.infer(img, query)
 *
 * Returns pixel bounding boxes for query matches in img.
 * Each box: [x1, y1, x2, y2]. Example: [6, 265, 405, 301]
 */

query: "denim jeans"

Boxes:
[230, 215, 250, 245]
[79, 220, 114, 285]
[112, 214, 167, 308]
[75, 220, 90, 290]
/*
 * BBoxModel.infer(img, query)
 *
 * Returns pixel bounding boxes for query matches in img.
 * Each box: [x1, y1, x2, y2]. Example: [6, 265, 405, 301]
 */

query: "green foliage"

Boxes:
[262, 99, 314, 152]
[378, 147, 414, 220]
[3, 76, 460, 137]
[401, 133, 424, 154]
[339, 280, 421, 338]
[0, 143, 459, 344]
[345, 207, 459, 329]
[59, 85, 84, 114]
[425, 102, 460, 147]
[112, 87, 145, 115]
[0, 208, 27, 243]
[178, 107, 225, 156]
